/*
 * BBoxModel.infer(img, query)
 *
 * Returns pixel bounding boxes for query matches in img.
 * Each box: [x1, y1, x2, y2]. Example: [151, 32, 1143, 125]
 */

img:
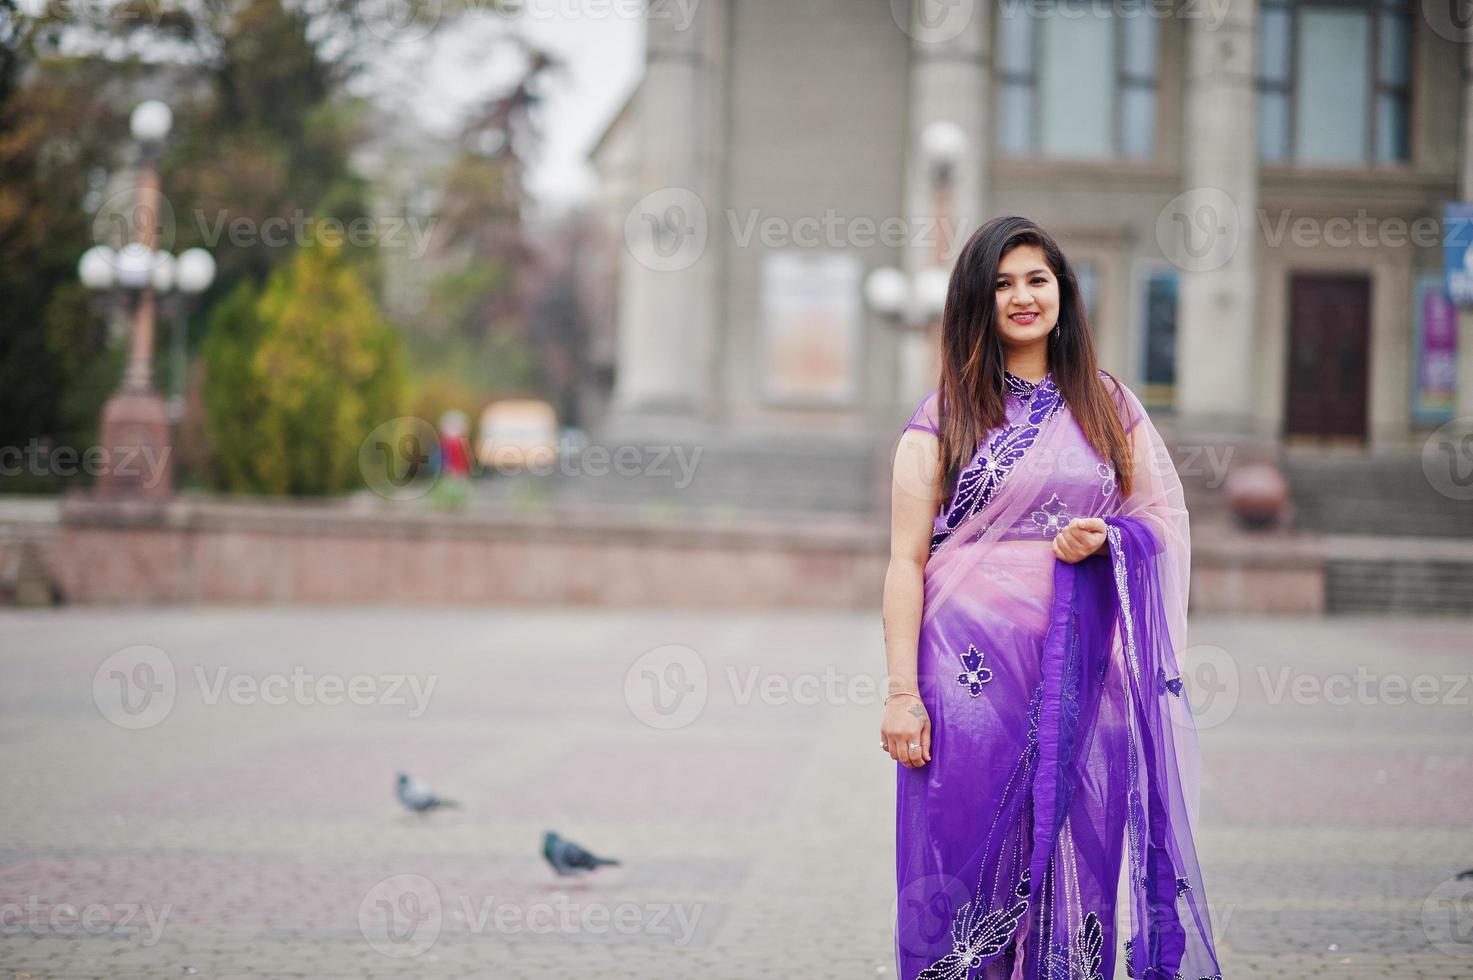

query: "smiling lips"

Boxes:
[1009, 311, 1040, 324]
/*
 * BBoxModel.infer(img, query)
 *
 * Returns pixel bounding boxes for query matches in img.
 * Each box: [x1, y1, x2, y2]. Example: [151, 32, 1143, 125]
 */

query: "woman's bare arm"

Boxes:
[881, 429, 943, 767]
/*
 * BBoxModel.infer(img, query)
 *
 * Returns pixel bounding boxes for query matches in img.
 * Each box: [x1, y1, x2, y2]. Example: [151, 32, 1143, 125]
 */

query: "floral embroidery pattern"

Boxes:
[917, 870, 1031, 980]
[1043, 910, 1105, 980]
[1027, 492, 1072, 536]
[1004, 370, 1038, 401]
[1024, 681, 1046, 747]
[955, 643, 995, 697]
[930, 375, 1064, 556]
[1098, 461, 1117, 497]
[1105, 525, 1141, 683]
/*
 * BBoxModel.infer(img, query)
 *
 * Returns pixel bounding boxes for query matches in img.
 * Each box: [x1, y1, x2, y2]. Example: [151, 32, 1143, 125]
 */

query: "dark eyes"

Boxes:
[995, 277, 1049, 289]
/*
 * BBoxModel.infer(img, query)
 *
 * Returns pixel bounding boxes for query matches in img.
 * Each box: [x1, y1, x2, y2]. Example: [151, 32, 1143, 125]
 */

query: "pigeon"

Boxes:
[542, 830, 620, 876]
[395, 772, 459, 813]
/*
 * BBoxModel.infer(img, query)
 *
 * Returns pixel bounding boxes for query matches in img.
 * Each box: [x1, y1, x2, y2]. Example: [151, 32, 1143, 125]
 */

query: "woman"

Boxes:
[882, 216, 1222, 980]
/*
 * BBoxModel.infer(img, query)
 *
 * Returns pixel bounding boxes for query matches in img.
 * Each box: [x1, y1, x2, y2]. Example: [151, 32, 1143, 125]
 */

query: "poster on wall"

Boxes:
[1444, 201, 1473, 309]
[1413, 273, 1457, 424]
[761, 250, 862, 404]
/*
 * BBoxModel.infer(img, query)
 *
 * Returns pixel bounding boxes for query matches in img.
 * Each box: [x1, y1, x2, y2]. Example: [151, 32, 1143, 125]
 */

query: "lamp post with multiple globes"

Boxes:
[78, 100, 215, 500]
[864, 119, 967, 335]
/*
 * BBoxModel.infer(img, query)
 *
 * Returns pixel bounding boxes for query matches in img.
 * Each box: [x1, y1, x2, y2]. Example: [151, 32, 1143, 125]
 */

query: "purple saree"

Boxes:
[894, 371, 1222, 980]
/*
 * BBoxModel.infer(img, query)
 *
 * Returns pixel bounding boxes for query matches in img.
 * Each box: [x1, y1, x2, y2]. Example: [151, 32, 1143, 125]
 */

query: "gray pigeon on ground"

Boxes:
[542, 830, 620, 875]
[396, 772, 459, 813]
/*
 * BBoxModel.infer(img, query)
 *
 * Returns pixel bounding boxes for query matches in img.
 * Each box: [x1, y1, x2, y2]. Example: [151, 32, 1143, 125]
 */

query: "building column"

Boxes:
[605, 3, 725, 435]
[1457, 38, 1473, 424]
[1174, 0, 1259, 435]
[897, 0, 990, 409]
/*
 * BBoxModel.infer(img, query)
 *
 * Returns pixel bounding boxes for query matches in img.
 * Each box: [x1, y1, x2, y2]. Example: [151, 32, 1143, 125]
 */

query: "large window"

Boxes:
[1257, 0, 1411, 165]
[1139, 268, 1178, 408]
[995, 1, 1159, 161]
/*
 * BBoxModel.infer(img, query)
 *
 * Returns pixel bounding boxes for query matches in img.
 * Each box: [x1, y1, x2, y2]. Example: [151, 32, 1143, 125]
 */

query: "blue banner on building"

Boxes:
[1446, 201, 1473, 309]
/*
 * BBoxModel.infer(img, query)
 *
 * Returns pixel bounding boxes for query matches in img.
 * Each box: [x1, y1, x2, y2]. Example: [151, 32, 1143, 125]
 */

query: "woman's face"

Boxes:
[993, 244, 1060, 350]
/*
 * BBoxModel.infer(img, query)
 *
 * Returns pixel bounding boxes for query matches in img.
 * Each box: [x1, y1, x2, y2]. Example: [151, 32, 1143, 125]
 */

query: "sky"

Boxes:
[359, 7, 645, 218]
[18, 0, 644, 218]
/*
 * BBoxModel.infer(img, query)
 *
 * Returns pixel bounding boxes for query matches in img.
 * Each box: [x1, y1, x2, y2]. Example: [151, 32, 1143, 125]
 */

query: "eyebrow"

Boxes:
[996, 269, 1051, 278]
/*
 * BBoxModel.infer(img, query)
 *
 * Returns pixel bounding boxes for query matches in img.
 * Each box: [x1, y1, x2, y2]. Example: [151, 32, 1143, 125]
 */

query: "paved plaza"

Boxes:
[1, 606, 1471, 979]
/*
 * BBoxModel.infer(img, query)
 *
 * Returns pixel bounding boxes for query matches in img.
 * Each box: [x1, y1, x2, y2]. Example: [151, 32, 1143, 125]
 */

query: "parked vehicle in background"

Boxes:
[476, 399, 558, 474]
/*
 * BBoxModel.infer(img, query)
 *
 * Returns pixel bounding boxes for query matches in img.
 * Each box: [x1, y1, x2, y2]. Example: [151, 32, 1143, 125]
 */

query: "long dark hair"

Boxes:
[932, 215, 1133, 506]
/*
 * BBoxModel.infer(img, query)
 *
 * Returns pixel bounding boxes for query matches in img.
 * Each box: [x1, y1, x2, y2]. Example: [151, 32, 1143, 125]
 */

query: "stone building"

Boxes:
[589, 0, 1473, 449]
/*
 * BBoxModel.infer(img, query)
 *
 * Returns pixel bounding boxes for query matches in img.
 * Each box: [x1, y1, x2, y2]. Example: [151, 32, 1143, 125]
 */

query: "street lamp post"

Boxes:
[921, 120, 966, 270]
[866, 120, 969, 403]
[81, 101, 215, 500]
[161, 247, 218, 421]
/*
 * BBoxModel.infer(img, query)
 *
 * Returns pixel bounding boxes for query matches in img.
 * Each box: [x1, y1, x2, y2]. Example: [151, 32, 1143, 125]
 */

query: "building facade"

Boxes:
[590, 0, 1473, 447]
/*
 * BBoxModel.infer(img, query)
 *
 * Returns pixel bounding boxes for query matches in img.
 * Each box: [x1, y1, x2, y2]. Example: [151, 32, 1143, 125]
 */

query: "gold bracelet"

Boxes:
[884, 691, 922, 704]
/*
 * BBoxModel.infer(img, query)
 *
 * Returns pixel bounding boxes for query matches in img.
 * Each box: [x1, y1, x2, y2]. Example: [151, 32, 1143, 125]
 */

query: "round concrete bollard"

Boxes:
[1224, 463, 1289, 530]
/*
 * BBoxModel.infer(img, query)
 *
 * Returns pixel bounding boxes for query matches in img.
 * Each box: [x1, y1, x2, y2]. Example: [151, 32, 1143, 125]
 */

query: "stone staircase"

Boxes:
[1282, 450, 1473, 538]
[1282, 450, 1473, 614]
[1325, 556, 1473, 614]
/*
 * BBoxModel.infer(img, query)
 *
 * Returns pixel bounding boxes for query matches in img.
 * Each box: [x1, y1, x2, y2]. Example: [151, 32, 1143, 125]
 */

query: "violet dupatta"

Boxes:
[894, 374, 1222, 980]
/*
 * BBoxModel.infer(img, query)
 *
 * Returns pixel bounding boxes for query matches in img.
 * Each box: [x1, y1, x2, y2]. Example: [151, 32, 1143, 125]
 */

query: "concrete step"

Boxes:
[1325, 535, 1473, 614]
[1283, 451, 1472, 538]
[1326, 559, 1473, 614]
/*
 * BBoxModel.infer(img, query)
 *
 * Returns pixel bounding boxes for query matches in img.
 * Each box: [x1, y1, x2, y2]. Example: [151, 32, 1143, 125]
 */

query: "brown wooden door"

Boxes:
[1285, 273, 1371, 441]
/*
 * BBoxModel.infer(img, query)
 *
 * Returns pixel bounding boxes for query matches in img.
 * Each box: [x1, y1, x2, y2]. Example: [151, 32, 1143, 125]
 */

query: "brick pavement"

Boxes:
[0, 607, 1470, 979]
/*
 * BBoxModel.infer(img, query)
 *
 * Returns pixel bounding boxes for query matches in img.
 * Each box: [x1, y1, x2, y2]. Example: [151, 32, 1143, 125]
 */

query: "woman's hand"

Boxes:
[881, 693, 931, 768]
[1052, 516, 1107, 564]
